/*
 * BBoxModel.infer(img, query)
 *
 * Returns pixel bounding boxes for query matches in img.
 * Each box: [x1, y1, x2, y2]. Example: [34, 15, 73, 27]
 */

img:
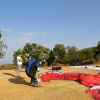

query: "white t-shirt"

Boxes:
[17, 56, 22, 65]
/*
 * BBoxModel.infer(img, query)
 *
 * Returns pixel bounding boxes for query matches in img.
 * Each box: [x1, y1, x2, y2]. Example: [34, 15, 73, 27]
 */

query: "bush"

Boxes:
[91, 58, 95, 64]
[0, 64, 17, 70]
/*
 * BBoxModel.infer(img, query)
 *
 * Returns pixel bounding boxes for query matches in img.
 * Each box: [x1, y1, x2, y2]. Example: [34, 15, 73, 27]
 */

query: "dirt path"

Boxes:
[0, 67, 98, 100]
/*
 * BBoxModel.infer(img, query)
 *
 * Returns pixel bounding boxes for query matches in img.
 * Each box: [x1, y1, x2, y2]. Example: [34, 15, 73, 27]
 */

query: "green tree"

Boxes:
[76, 51, 86, 65]
[13, 43, 50, 65]
[47, 50, 54, 66]
[0, 30, 8, 58]
[94, 44, 100, 60]
[23, 43, 50, 60]
[66, 46, 79, 65]
[13, 49, 26, 65]
[0, 30, 2, 38]
[81, 47, 95, 64]
[53, 44, 66, 63]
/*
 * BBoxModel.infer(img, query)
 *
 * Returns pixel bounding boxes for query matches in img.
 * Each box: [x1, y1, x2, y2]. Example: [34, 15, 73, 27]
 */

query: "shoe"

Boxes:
[34, 84, 39, 87]
[30, 81, 33, 84]
[18, 75, 21, 78]
[31, 83, 35, 86]
[15, 76, 21, 78]
[15, 76, 18, 78]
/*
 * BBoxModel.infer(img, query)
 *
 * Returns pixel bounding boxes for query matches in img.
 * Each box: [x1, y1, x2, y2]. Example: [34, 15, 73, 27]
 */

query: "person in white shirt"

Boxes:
[16, 53, 23, 77]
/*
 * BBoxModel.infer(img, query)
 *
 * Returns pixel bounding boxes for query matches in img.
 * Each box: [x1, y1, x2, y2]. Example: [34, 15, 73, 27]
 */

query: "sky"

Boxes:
[0, 0, 100, 65]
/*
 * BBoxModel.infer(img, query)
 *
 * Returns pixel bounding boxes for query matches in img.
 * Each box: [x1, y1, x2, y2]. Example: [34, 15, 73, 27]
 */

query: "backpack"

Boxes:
[25, 58, 36, 73]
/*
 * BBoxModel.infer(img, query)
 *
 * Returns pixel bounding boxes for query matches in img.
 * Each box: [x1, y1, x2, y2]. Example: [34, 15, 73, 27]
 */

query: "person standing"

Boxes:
[16, 53, 23, 77]
[52, 56, 58, 69]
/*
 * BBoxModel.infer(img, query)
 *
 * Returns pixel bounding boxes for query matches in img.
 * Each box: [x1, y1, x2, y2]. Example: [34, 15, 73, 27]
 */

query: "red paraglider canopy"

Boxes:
[39, 70, 100, 100]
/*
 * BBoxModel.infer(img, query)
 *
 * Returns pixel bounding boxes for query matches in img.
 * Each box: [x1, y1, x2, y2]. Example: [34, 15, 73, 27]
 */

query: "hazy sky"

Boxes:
[0, 0, 100, 65]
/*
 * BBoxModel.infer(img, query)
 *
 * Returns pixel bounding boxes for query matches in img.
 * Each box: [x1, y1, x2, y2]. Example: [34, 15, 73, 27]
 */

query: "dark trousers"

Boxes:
[26, 72, 34, 83]
[52, 62, 56, 68]
[32, 78, 38, 85]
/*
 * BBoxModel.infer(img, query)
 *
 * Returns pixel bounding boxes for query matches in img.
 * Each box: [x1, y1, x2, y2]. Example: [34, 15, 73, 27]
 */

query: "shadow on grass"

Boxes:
[8, 77, 29, 85]
[3, 72, 32, 86]
[3, 72, 16, 77]
[8, 77, 34, 87]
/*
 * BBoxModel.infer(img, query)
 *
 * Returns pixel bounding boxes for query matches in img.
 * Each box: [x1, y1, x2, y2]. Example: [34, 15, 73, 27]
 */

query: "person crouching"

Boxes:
[30, 59, 46, 87]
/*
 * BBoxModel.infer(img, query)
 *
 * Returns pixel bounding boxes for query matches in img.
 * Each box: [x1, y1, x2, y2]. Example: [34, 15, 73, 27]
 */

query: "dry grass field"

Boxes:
[0, 65, 100, 100]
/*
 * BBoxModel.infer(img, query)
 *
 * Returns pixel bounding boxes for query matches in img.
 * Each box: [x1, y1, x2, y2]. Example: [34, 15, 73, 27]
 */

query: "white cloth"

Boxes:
[37, 78, 41, 82]
[37, 68, 40, 71]
[17, 56, 22, 65]
[90, 86, 100, 90]
[69, 66, 100, 70]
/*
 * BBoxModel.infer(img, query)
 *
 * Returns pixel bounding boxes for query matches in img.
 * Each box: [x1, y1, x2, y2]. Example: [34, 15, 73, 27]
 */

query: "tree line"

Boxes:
[13, 43, 100, 66]
[1, 30, 99, 66]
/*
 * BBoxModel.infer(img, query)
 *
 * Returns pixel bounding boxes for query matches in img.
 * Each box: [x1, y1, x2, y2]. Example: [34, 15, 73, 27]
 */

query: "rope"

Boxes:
[39, 80, 68, 87]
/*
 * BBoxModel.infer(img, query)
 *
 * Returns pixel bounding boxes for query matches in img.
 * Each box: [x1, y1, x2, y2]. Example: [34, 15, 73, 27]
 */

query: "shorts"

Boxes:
[17, 64, 22, 72]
